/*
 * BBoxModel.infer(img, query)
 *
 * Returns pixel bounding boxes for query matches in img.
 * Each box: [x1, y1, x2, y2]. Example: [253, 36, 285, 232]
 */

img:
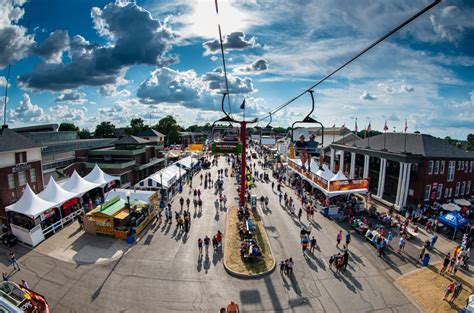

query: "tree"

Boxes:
[94, 121, 116, 138]
[125, 118, 149, 136]
[153, 115, 180, 145]
[78, 128, 91, 139]
[59, 123, 79, 132]
[467, 134, 474, 151]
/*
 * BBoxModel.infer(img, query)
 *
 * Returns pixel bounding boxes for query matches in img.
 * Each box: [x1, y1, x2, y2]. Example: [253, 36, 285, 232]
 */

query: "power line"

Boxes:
[256, 0, 441, 122]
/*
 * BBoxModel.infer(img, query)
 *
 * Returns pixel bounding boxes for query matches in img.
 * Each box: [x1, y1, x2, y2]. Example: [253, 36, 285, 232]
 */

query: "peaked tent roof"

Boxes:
[348, 133, 474, 159]
[176, 156, 198, 169]
[137, 129, 165, 137]
[330, 170, 348, 181]
[38, 177, 79, 204]
[59, 171, 100, 195]
[438, 211, 468, 229]
[6, 184, 56, 219]
[0, 126, 42, 153]
[84, 164, 120, 186]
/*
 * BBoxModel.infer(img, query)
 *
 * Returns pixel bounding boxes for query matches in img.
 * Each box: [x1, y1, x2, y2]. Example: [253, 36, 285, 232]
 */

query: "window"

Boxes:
[424, 185, 431, 201]
[449, 188, 452, 198]
[18, 171, 26, 186]
[440, 161, 445, 174]
[428, 160, 434, 175]
[448, 161, 456, 182]
[7, 174, 15, 189]
[14, 152, 27, 164]
[444, 187, 449, 198]
[467, 181, 472, 195]
[436, 184, 443, 200]
[471, 161, 473, 173]
[465, 161, 469, 173]
[455, 182, 460, 197]
[434, 161, 440, 174]
[30, 168, 36, 183]
[461, 181, 466, 195]
[458, 161, 462, 170]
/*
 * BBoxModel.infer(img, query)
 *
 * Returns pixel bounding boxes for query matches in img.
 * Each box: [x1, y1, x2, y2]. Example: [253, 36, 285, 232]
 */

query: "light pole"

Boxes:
[125, 190, 132, 239]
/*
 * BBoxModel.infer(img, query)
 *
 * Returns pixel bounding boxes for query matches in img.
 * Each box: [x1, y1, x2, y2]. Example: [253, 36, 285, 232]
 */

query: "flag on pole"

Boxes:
[404, 119, 408, 132]
[367, 122, 371, 132]
[332, 123, 335, 128]
[383, 120, 388, 131]
[355, 119, 358, 132]
[240, 98, 245, 110]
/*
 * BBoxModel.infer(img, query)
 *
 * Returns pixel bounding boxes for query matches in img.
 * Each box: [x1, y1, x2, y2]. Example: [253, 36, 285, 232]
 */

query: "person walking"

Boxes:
[301, 236, 309, 257]
[449, 282, 462, 303]
[440, 253, 450, 274]
[186, 198, 190, 211]
[336, 230, 343, 248]
[442, 281, 456, 301]
[447, 255, 456, 273]
[226, 300, 240, 313]
[271, 181, 275, 190]
[20, 279, 29, 289]
[287, 258, 294, 276]
[343, 249, 349, 271]
[345, 231, 351, 247]
[204, 236, 210, 255]
[198, 238, 203, 255]
[179, 197, 184, 211]
[419, 245, 426, 262]
[397, 235, 406, 254]
[198, 198, 203, 211]
[9, 251, 19, 271]
[310, 236, 317, 253]
[297, 208, 303, 221]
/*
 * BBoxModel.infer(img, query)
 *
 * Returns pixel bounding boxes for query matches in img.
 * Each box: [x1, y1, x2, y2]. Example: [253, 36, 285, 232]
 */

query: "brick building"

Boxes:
[0, 126, 44, 221]
[328, 132, 474, 209]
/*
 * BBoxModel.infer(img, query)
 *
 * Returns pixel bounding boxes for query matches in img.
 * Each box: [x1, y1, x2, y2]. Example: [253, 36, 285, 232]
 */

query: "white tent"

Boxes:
[106, 189, 156, 203]
[84, 164, 120, 186]
[59, 170, 100, 195]
[176, 156, 197, 170]
[6, 185, 56, 219]
[454, 199, 471, 207]
[136, 163, 187, 189]
[38, 177, 79, 204]
[441, 203, 462, 212]
[330, 170, 348, 181]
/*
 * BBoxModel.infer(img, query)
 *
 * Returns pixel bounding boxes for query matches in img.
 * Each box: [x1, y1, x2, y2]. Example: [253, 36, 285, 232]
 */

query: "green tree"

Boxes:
[94, 121, 116, 138]
[59, 123, 79, 132]
[153, 115, 180, 145]
[467, 134, 474, 151]
[78, 128, 91, 139]
[125, 118, 149, 136]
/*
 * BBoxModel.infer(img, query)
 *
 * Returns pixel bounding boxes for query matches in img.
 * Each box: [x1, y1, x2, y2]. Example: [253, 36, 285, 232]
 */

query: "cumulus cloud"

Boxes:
[235, 59, 268, 74]
[429, 6, 468, 44]
[48, 104, 87, 122]
[33, 30, 70, 63]
[18, 1, 178, 91]
[137, 67, 259, 113]
[100, 84, 131, 97]
[203, 31, 259, 55]
[382, 113, 400, 122]
[343, 105, 355, 110]
[8, 94, 44, 123]
[0, 0, 35, 68]
[0, 76, 9, 87]
[55, 91, 87, 104]
[400, 84, 415, 93]
[360, 91, 376, 101]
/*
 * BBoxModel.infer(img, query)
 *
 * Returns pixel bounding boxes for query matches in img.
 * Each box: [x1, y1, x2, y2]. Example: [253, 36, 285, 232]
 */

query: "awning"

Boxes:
[438, 211, 468, 229]
[454, 199, 471, 207]
[106, 189, 156, 204]
[441, 203, 461, 212]
[5, 185, 56, 219]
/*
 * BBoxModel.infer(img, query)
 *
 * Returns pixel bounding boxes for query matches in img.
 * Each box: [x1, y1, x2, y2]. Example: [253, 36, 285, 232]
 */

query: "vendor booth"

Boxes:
[83, 190, 157, 240]
[5, 185, 54, 246]
[136, 163, 187, 200]
[438, 211, 468, 239]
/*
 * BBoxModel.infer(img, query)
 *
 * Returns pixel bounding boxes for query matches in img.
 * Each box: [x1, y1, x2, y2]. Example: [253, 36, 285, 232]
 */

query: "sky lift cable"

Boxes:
[255, 0, 441, 122]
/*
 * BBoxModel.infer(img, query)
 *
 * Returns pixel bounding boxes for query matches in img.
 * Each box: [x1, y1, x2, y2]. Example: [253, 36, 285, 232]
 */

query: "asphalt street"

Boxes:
[0, 154, 419, 312]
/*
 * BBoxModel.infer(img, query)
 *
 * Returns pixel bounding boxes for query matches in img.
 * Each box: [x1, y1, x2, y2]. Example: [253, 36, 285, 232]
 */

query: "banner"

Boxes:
[328, 179, 369, 192]
[288, 160, 328, 190]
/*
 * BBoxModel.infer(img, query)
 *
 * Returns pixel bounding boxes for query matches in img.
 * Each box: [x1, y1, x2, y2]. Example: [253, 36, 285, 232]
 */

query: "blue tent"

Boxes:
[438, 211, 468, 239]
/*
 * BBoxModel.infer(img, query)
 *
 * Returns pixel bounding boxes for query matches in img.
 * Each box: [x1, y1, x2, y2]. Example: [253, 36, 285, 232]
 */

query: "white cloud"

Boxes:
[0, 76, 9, 87]
[203, 31, 260, 55]
[235, 59, 268, 74]
[55, 90, 87, 104]
[100, 85, 131, 97]
[360, 91, 376, 101]
[400, 84, 415, 93]
[33, 30, 69, 63]
[8, 94, 44, 123]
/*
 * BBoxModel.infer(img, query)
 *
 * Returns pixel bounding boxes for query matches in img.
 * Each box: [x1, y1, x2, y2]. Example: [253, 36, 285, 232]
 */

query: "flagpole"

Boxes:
[383, 129, 387, 151]
[332, 125, 335, 143]
[367, 126, 370, 149]
[403, 119, 407, 153]
[353, 117, 357, 146]
[342, 125, 345, 145]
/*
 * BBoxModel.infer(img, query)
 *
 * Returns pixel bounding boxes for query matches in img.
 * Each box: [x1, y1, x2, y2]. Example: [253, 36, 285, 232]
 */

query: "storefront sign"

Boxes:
[212, 142, 240, 154]
[12, 163, 31, 173]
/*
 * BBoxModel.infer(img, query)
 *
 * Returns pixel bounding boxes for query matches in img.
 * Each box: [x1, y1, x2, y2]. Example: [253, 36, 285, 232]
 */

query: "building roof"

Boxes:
[115, 135, 150, 145]
[12, 124, 58, 133]
[137, 129, 165, 137]
[95, 197, 127, 217]
[0, 126, 42, 153]
[346, 133, 474, 159]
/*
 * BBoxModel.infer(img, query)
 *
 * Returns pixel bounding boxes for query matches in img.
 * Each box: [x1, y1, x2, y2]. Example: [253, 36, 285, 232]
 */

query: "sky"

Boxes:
[0, 0, 473, 140]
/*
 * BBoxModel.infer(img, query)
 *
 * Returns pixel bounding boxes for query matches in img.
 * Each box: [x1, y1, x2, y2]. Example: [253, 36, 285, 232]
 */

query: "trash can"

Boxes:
[127, 235, 135, 244]
[422, 253, 430, 266]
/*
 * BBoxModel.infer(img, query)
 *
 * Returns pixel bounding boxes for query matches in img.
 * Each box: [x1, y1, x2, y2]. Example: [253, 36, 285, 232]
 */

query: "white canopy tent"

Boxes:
[84, 164, 120, 186]
[454, 199, 471, 207]
[38, 177, 79, 204]
[441, 203, 462, 212]
[331, 170, 348, 181]
[136, 163, 187, 189]
[106, 189, 156, 203]
[59, 170, 100, 195]
[176, 156, 198, 170]
[6, 185, 55, 219]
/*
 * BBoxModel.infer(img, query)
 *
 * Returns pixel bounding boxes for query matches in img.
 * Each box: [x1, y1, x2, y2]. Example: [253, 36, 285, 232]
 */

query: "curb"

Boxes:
[223, 207, 276, 279]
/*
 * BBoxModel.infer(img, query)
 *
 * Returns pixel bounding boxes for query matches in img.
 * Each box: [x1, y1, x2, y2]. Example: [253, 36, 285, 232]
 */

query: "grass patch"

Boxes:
[397, 263, 473, 313]
[224, 206, 275, 276]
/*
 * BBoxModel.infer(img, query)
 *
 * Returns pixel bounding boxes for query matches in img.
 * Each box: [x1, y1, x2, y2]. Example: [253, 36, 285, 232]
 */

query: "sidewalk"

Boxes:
[34, 221, 130, 265]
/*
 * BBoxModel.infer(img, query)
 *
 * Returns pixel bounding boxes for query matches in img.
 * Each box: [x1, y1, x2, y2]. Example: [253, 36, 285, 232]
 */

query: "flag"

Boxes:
[240, 98, 245, 110]
[355, 120, 358, 132]
[383, 120, 388, 131]
[332, 123, 335, 128]
[367, 122, 371, 132]
[404, 119, 408, 132]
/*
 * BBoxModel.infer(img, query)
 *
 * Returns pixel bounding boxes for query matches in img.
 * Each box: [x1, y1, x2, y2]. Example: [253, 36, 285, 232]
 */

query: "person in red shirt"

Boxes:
[227, 300, 239, 313]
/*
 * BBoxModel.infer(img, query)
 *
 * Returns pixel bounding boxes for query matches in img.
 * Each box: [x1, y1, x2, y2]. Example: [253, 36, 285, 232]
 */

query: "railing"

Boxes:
[42, 208, 85, 236]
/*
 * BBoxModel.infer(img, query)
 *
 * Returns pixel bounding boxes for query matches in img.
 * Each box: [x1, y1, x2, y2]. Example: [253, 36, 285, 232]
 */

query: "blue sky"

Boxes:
[0, 0, 473, 139]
